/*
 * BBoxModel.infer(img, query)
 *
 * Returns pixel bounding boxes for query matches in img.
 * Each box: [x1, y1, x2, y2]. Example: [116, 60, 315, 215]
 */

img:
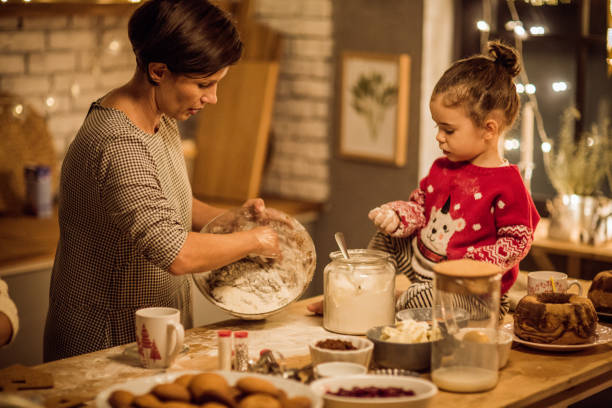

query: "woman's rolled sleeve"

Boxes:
[96, 136, 188, 270]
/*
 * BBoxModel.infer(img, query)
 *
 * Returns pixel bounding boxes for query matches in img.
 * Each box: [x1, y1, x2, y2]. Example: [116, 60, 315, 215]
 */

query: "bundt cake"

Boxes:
[514, 293, 598, 345]
[587, 271, 612, 313]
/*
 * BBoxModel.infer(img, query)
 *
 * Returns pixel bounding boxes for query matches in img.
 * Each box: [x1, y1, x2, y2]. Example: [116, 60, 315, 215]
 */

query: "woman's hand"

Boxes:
[242, 198, 265, 217]
[368, 204, 400, 234]
[250, 226, 281, 259]
[307, 300, 323, 315]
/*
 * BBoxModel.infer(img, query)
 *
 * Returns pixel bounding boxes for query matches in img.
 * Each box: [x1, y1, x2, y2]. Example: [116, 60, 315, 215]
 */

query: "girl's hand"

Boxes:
[251, 226, 281, 259]
[368, 205, 400, 234]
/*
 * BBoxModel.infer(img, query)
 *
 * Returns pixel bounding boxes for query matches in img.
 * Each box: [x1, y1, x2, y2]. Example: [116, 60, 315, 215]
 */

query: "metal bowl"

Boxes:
[366, 326, 438, 372]
[192, 206, 316, 320]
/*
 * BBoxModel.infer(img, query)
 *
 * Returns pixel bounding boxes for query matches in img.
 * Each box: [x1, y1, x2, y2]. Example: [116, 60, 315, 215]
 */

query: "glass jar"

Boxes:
[430, 259, 501, 393]
[323, 249, 395, 335]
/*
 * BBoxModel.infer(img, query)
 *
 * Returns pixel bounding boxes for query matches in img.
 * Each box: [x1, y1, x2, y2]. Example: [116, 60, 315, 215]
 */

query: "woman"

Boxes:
[44, 0, 280, 361]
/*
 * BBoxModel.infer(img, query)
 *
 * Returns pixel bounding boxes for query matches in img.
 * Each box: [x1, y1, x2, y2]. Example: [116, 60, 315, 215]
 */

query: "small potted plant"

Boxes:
[545, 107, 611, 244]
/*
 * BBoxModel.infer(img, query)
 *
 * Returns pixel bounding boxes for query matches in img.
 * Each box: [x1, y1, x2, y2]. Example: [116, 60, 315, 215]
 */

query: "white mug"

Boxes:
[527, 271, 583, 296]
[135, 307, 185, 369]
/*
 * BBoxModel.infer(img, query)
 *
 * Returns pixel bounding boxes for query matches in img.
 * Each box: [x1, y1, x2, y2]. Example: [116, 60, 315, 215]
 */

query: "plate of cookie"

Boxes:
[96, 370, 322, 408]
[502, 322, 612, 352]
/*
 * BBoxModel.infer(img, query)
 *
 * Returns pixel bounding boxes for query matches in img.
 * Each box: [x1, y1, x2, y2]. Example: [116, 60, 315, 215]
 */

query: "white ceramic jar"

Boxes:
[323, 249, 395, 335]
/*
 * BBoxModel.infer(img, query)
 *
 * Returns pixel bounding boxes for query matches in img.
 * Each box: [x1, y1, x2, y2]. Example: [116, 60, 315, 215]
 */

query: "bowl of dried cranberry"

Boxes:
[310, 374, 437, 408]
[309, 336, 374, 367]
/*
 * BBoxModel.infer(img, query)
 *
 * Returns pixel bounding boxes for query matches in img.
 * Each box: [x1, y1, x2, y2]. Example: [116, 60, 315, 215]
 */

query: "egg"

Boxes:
[462, 330, 491, 343]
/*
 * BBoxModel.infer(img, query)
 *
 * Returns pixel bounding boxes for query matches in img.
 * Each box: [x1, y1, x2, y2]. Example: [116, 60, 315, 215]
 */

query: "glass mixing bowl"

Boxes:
[192, 206, 316, 320]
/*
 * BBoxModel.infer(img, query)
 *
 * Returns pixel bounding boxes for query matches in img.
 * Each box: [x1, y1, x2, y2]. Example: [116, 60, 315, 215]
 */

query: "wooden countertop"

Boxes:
[9, 276, 612, 408]
[0, 196, 322, 276]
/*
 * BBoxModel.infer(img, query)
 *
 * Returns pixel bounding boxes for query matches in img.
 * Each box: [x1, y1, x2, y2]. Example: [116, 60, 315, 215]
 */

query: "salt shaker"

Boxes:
[217, 330, 232, 370]
[233, 331, 249, 371]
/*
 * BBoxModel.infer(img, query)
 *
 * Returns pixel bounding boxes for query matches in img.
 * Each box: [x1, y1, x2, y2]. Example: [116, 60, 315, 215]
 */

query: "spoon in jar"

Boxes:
[334, 232, 350, 259]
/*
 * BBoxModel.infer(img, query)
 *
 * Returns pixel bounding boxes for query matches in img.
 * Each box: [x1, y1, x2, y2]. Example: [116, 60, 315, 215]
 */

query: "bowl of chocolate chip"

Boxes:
[309, 336, 374, 367]
[192, 206, 316, 320]
[310, 374, 438, 408]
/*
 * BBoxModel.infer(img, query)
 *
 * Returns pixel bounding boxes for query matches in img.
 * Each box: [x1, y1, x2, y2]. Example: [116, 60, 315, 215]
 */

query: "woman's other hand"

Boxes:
[251, 225, 281, 259]
[242, 197, 265, 216]
[307, 300, 323, 315]
[368, 204, 399, 234]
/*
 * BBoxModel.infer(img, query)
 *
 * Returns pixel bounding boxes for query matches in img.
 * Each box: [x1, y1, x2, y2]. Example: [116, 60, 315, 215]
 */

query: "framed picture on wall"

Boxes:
[339, 51, 410, 166]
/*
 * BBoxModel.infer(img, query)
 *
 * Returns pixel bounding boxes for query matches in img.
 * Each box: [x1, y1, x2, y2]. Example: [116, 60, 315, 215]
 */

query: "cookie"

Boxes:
[237, 394, 281, 408]
[160, 403, 199, 408]
[235, 377, 279, 397]
[152, 383, 191, 402]
[281, 396, 311, 408]
[200, 403, 230, 408]
[188, 373, 233, 406]
[228, 386, 242, 401]
[132, 393, 163, 408]
[107, 390, 135, 408]
[174, 374, 194, 388]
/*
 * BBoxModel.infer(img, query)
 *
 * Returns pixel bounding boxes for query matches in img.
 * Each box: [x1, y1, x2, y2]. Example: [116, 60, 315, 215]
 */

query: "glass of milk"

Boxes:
[323, 249, 395, 335]
[430, 259, 502, 392]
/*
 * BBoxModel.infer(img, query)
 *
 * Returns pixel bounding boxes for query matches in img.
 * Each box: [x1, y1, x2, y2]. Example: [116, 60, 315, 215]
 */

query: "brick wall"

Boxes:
[0, 14, 135, 163]
[255, 0, 333, 202]
[0, 0, 333, 203]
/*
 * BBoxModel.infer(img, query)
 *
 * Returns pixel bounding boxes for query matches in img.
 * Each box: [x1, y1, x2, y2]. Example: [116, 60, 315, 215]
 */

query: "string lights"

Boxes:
[522, 0, 571, 5]
[477, 0, 557, 169]
[608, 0, 612, 76]
[0, 0, 142, 4]
[479, 0, 610, 196]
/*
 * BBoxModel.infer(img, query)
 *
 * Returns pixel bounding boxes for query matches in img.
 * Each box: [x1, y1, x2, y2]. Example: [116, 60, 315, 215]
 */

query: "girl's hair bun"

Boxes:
[488, 41, 521, 78]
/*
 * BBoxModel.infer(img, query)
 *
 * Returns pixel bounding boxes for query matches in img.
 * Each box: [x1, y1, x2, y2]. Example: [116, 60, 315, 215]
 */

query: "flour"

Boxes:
[323, 251, 395, 334]
[206, 257, 301, 314]
[193, 208, 316, 318]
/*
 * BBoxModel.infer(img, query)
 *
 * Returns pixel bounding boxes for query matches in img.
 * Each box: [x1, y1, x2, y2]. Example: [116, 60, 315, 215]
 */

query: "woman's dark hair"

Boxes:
[128, 0, 243, 84]
[432, 41, 521, 130]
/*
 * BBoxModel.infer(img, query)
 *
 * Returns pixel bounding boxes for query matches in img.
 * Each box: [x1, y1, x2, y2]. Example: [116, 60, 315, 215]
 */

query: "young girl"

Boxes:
[368, 41, 540, 318]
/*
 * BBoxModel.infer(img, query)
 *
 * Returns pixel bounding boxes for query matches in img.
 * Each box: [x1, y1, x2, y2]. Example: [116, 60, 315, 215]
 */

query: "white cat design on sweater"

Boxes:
[419, 195, 465, 257]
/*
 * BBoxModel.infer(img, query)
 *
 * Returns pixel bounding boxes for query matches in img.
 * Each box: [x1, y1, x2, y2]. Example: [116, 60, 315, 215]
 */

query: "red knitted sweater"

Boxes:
[388, 157, 540, 294]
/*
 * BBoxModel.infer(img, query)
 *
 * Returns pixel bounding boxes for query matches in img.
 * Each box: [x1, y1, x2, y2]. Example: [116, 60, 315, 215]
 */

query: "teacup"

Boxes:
[527, 271, 583, 296]
[135, 307, 184, 368]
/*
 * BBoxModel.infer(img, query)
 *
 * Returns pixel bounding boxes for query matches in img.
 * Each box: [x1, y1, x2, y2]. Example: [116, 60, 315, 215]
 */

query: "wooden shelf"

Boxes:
[0, 208, 59, 273]
[529, 218, 612, 278]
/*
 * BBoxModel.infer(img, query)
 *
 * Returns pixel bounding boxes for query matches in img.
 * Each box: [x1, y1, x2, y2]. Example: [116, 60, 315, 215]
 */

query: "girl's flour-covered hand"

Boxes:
[369, 205, 400, 234]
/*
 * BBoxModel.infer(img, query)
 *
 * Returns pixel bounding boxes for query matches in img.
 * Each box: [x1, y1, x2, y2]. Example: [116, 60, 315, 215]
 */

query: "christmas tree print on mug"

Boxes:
[135, 307, 184, 368]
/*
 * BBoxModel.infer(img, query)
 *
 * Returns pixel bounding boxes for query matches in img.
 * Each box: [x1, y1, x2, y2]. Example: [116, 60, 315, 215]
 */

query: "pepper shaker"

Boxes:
[233, 331, 249, 371]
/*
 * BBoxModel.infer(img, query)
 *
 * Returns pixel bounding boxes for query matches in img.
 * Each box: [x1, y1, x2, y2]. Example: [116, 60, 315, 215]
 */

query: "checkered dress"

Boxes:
[44, 101, 193, 362]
